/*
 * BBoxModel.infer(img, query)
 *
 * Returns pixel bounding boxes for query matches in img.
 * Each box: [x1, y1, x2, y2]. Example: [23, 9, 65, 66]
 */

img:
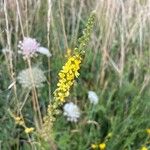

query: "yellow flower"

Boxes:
[14, 116, 24, 126]
[25, 127, 34, 134]
[99, 143, 106, 150]
[146, 128, 150, 135]
[141, 146, 148, 150]
[91, 144, 98, 149]
[53, 54, 82, 102]
[15, 117, 21, 122]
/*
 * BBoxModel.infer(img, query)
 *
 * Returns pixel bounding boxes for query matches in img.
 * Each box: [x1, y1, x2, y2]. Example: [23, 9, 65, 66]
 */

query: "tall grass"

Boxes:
[0, 0, 150, 149]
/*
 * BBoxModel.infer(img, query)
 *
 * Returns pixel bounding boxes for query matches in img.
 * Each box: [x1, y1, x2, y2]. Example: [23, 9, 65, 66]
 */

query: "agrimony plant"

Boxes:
[41, 11, 96, 141]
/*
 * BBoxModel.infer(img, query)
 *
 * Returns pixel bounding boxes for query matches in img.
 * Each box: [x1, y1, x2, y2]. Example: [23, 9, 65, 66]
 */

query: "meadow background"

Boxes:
[0, 0, 150, 149]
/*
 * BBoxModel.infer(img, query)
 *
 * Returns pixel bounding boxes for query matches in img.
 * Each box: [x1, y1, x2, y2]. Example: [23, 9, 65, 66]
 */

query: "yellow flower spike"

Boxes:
[99, 143, 106, 150]
[91, 144, 98, 149]
[140, 146, 148, 150]
[25, 127, 34, 134]
[146, 128, 150, 135]
[41, 11, 96, 140]
[53, 54, 82, 102]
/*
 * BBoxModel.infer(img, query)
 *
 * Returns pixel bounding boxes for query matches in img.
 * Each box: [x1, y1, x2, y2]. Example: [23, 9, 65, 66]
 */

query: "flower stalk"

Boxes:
[41, 11, 96, 140]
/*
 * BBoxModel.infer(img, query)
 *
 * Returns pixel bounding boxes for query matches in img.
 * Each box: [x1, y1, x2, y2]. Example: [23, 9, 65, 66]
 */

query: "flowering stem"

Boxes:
[41, 11, 96, 141]
[27, 58, 43, 130]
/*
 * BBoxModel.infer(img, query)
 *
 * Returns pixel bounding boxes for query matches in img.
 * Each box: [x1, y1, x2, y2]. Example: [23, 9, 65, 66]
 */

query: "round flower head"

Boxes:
[88, 91, 99, 105]
[18, 37, 40, 58]
[17, 67, 46, 89]
[63, 102, 80, 122]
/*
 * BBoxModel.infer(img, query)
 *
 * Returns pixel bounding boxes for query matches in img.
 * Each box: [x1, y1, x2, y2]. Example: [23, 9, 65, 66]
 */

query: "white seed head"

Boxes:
[17, 67, 46, 89]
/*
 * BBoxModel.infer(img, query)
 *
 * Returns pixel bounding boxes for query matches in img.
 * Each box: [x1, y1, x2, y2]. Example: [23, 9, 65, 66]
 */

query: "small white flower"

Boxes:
[88, 91, 99, 105]
[17, 67, 46, 89]
[63, 102, 80, 122]
[37, 47, 52, 57]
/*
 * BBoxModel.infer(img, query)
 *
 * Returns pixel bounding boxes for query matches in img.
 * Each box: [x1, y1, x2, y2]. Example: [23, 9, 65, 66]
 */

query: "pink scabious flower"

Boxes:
[18, 37, 40, 58]
[18, 37, 52, 58]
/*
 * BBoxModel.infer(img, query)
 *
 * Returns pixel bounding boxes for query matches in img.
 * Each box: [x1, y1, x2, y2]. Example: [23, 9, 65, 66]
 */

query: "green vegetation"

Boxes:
[0, 0, 150, 150]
